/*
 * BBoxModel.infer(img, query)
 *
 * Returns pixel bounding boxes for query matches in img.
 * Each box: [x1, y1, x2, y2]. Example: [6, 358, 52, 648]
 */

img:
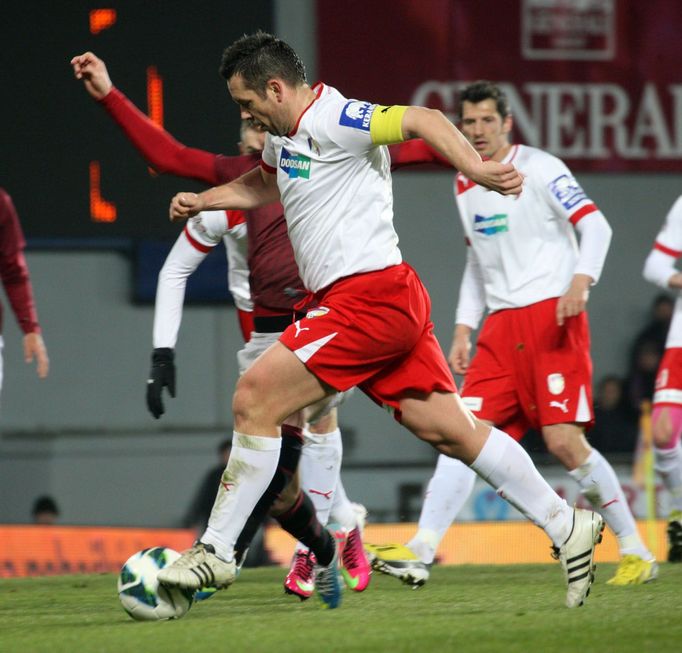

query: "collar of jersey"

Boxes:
[287, 82, 325, 138]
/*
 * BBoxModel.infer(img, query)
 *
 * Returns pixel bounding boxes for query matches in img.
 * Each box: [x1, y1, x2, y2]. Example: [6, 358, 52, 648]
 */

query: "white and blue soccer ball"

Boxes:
[117, 547, 194, 621]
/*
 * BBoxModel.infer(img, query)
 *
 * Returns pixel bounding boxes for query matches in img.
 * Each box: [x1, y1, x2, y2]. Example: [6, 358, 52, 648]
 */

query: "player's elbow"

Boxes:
[403, 106, 447, 140]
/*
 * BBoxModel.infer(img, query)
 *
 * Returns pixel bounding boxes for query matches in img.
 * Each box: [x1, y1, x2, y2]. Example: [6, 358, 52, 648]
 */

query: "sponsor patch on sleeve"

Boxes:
[339, 101, 375, 131]
[548, 174, 588, 211]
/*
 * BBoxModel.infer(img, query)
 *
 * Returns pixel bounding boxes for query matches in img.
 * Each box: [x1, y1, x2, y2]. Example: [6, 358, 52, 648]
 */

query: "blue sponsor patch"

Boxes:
[548, 174, 587, 210]
[279, 148, 311, 179]
[474, 214, 508, 236]
[339, 101, 375, 131]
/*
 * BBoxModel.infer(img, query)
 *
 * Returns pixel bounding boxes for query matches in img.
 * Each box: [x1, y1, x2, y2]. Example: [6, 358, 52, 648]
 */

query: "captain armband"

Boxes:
[369, 105, 408, 145]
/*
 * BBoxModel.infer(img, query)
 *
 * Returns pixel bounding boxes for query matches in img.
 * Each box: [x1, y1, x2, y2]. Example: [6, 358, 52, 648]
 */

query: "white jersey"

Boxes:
[153, 210, 251, 348]
[455, 144, 608, 319]
[261, 83, 402, 292]
[643, 195, 682, 349]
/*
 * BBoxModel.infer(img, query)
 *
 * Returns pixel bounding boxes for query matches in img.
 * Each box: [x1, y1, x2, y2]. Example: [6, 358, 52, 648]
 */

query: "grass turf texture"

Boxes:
[1, 564, 681, 653]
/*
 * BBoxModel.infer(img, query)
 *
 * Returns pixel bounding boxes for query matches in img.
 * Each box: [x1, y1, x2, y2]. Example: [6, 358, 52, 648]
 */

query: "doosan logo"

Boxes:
[280, 148, 311, 179]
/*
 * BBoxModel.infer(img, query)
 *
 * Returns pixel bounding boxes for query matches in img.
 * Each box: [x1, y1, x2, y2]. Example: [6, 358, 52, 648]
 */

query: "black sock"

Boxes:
[276, 490, 335, 566]
[233, 425, 303, 563]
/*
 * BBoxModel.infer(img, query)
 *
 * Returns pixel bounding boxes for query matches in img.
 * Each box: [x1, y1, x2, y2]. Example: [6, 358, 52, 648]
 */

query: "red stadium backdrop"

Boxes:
[317, 0, 682, 172]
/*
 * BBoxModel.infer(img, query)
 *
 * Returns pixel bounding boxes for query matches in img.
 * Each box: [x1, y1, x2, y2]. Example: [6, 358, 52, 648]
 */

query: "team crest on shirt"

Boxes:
[280, 148, 311, 179]
[339, 101, 375, 131]
[306, 306, 330, 319]
[547, 373, 565, 395]
[548, 174, 587, 210]
[474, 214, 508, 235]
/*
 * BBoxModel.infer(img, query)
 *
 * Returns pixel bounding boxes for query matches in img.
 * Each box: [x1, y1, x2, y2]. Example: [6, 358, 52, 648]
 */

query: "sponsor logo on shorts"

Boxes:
[549, 398, 570, 413]
[306, 306, 330, 319]
[339, 101, 375, 131]
[548, 174, 587, 210]
[462, 396, 483, 412]
[547, 373, 565, 395]
[474, 213, 508, 235]
[293, 320, 311, 338]
[280, 148, 311, 179]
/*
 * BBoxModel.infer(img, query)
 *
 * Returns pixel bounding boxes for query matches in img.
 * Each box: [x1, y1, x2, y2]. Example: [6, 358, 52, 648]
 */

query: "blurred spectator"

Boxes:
[589, 375, 639, 454]
[32, 495, 59, 524]
[625, 293, 674, 412]
[183, 438, 273, 567]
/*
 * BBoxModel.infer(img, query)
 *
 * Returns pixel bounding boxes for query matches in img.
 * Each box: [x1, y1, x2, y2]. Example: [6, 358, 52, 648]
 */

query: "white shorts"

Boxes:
[236, 330, 280, 375]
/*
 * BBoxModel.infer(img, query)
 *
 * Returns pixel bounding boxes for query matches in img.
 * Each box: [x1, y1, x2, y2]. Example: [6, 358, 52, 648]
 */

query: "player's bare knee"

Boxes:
[307, 409, 336, 434]
[652, 412, 674, 448]
[233, 373, 270, 427]
[543, 426, 588, 469]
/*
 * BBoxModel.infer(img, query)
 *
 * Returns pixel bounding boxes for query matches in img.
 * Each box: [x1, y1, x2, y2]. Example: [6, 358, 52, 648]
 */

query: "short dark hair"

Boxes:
[459, 81, 510, 120]
[32, 495, 59, 516]
[219, 31, 306, 95]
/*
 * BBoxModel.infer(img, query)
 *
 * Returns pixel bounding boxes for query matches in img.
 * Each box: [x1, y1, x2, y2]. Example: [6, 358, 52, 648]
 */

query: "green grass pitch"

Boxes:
[1, 563, 681, 653]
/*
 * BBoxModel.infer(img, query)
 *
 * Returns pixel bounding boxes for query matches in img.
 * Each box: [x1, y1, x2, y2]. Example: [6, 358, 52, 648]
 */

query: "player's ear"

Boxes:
[268, 79, 286, 103]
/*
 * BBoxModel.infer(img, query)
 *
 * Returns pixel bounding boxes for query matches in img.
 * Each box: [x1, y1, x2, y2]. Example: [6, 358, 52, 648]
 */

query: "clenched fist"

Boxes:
[169, 192, 204, 222]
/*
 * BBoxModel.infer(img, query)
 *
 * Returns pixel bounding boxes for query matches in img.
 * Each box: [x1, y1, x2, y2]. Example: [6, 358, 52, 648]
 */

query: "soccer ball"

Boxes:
[117, 547, 194, 621]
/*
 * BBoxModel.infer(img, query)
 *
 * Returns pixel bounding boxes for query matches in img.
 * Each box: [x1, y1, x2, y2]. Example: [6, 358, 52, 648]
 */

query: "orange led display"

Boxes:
[89, 9, 117, 35]
[146, 66, 164, 126]
[89, 161, 117, 223]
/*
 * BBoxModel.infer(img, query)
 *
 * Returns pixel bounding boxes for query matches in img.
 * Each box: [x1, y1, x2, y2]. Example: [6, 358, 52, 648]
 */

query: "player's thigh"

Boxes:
[234, 341, 332, 422]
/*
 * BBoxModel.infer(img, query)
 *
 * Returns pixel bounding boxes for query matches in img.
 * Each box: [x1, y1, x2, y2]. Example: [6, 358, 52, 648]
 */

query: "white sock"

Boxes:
[294, 427, 342, 553]
[568, 448, 651, 559]
[407, 454, 476, 564]
[470, 427, 573, 547]
[330, 478, 361, 532]
[655, 444, 682, 512]
[202, 432, 281, 561]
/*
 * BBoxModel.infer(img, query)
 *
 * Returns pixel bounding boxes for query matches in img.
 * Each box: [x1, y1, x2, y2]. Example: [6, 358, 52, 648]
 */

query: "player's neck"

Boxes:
[287, 84, 319, 134]
[489, 142, 513, 162]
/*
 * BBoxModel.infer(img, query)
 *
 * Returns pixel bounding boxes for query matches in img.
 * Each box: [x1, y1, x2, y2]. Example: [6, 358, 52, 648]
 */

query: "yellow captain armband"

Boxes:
[369, 105, 408, 145]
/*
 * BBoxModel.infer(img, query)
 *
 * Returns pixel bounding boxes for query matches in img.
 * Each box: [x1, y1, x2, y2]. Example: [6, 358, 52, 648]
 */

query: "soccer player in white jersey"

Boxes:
[159, 31, 605, 609]
[368, 80, 656, 587]
[643, 195, 682, 562]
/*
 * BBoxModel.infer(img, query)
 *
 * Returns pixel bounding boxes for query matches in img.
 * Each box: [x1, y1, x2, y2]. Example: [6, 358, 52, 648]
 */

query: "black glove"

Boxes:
[146, 348, 175, 419]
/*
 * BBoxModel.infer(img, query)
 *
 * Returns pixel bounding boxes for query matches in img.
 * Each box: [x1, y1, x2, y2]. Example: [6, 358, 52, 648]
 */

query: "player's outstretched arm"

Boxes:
[401, 107, 523, 196]
[170, 167, 279, 222]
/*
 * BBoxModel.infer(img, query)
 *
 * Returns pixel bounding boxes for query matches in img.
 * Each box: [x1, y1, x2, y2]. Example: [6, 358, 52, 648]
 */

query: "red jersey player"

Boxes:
[0, 188, 49, 395]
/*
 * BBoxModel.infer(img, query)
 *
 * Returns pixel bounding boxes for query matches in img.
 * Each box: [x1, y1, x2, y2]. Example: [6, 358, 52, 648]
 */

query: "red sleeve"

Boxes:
[0, 190, 40, 334]
[100, 87, 223, 185]
[388, 139, 453, 171]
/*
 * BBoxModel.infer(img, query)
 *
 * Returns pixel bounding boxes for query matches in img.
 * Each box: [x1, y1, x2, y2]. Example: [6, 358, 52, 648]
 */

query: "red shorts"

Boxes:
[653, 348, 682, 408]
[461, 298, 594, 440]
[279, 263, 456, 421]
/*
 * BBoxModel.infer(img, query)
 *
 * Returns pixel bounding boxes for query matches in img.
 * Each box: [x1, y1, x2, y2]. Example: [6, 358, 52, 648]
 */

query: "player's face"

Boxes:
[460, 99, 512, 160]
[228, 74, 287, 137]
[238, 126, 266, 155]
